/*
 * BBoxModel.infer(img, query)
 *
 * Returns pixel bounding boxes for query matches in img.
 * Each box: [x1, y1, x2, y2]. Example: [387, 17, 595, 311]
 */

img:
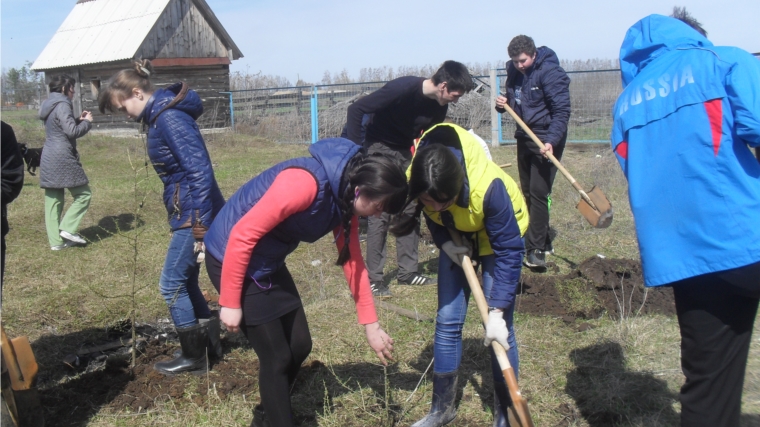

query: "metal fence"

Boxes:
[226, 70, 623, 144]
[495, 69, 620, 143]
[225, 52, 760, 144]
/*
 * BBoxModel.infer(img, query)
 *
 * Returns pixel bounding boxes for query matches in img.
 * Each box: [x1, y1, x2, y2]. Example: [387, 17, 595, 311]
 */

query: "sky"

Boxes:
[2, 0, 759, 84]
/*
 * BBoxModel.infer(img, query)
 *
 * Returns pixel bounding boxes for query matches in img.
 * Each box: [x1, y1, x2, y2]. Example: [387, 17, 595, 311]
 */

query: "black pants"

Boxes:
[672, 261, 760, 427]
[205, 256, 312, 427]
[516, 138, 564, 252]
[245, 308, 311, 427]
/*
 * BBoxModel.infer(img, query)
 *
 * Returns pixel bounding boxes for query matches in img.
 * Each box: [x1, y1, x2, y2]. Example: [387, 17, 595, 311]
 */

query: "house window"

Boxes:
[90, 78, 101, 97]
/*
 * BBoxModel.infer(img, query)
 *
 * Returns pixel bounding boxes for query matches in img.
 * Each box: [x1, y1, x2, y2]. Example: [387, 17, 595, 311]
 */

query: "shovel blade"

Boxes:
[9, 337, 38, 390]
[576, 186, 613, 228]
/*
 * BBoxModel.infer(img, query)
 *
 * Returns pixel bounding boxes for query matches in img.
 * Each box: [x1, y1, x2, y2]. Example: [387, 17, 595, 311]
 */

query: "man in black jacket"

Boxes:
[344, 61, 474, 296]
[1, 121, 25, 289]
[495, 35, 570, 270]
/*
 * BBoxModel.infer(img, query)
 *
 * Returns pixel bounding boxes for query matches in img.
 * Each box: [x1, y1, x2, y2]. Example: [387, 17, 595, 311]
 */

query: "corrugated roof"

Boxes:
[32, 0, 171, 70]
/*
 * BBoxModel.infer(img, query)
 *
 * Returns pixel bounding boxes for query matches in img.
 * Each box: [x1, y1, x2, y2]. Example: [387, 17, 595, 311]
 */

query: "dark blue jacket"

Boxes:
[497, 47, 571, 152]
[138, 83, 225, 232]
[204, 138, 360, 281]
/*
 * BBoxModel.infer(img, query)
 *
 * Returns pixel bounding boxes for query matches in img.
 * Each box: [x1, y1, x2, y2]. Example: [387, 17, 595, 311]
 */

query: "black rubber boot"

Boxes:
[411, 371, 458, 427]
[203, 316, 223, 359]
[249, 404, 270, 427]
[493, 379, 511, 427]
[154, 322, 208, 375]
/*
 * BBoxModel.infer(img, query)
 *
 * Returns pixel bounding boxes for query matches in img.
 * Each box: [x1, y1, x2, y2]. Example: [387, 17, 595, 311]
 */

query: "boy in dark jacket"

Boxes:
[495, 35, 570, 270]
[344, 60, 474, 296]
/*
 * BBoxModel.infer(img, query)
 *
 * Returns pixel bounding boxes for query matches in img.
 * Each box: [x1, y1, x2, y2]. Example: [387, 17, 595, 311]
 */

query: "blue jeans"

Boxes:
[434, 252, 519, 384]
[159, 228, 211, 328]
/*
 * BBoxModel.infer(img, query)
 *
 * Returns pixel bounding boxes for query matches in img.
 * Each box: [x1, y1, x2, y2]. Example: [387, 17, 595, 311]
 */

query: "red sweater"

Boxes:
[219, 168, 377, 324]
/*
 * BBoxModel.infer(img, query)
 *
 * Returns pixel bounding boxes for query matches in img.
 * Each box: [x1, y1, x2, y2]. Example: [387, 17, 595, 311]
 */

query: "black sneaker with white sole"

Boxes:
[524, 249, 547, 270]
[371, 281, 392, 297]
[398, 273, 436, 286]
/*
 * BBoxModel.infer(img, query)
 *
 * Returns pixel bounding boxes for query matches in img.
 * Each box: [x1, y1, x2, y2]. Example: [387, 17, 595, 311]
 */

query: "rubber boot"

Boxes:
[154, 322, 208, 375]
[411, 371, 458, 427]
[249, 404, 270, 427]
[202, 316, 223, 359]
[493, 379, 511, 427]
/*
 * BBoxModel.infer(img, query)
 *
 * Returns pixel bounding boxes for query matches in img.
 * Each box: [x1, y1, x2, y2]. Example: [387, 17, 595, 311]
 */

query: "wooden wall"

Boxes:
[69, 61, 230, 131]
[136, 0, 229, 60]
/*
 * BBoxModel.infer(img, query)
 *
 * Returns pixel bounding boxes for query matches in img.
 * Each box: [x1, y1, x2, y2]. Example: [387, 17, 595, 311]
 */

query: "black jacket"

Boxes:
[345, 76, 447, 149]
[496, 46, 571, 152]
[1, 121, 25, 237]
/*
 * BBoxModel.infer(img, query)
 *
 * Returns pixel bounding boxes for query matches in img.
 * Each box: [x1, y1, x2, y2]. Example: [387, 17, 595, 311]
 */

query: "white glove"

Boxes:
[483, 309, 510, 350]
[441, 240, 472, 267]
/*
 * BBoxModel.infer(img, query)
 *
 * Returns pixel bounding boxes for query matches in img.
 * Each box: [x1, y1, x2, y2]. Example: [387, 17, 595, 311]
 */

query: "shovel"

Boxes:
[448, 229, 534, 427]
[1, 326, 44, 427]
[500, 104, 613, 228]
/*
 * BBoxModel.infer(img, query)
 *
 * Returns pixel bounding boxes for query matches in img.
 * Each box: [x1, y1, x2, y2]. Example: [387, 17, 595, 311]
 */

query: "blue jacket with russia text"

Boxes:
[611, 15, 760, 287]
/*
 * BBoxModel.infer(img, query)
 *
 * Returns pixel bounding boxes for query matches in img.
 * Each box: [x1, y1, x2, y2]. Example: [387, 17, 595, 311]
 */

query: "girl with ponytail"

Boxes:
[202, 138, 407, 427]
[99, 59, 226, 376]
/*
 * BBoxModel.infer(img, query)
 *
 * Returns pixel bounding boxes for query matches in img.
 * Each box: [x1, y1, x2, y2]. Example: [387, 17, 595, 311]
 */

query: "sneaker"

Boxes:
[371, 281, 392, 298]
[398, 273, 436, 286]
[51, 241, 72, 251]
[524, 249, 547, 269]
[60, 230, 86, 245]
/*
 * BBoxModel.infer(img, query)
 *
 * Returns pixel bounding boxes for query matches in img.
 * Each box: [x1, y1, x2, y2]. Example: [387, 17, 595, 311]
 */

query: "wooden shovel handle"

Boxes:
[448, 229, 534, 427]
[500, 103, 598, 210]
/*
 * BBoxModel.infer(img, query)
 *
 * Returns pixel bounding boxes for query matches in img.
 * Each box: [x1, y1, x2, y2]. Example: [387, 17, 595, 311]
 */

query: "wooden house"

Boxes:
[31, 0, 243, 130]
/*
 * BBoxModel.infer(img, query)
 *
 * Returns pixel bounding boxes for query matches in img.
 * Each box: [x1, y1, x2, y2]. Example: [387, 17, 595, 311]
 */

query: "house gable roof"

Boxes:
[32, 0, 242, 71]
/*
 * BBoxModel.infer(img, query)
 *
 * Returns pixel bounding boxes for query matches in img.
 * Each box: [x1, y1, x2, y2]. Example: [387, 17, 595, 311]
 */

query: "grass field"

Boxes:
[1, 111, 758, 426]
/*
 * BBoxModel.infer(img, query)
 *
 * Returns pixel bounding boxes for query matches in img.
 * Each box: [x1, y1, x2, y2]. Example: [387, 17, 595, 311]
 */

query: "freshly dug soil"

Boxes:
[517, 256, 675, 321]
[34, 256, 674, 426]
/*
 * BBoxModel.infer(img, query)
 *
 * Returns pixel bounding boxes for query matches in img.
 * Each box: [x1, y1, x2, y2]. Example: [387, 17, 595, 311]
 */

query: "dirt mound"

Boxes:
[517, 256, 675, 321]
[35, 256, 675, 425]
[36, 329, 335, 426]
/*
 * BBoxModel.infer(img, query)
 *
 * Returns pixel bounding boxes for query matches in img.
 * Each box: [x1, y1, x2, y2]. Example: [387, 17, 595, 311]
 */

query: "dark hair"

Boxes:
[335, 152, 409, 265]
[431, 60, 475, 93]
[390, 143, 464, 237]
[671, 6, 707, 37]
[508, 35, 536, 58]
[98, 59, 155, 113]
[48, 74, 76, 95]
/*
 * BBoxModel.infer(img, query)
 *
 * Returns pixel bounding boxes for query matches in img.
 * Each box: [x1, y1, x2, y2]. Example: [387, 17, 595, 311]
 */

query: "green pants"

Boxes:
[44, 184, 91, 246]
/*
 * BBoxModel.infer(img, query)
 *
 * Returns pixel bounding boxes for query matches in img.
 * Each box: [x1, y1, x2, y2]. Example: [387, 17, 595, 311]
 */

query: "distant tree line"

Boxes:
[230, 58, 620, 90]
[1, 61, 46, 107]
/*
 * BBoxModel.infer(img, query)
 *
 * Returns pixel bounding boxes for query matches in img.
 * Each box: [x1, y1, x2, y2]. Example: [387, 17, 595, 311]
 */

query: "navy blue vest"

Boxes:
[205, 138, 360, 280]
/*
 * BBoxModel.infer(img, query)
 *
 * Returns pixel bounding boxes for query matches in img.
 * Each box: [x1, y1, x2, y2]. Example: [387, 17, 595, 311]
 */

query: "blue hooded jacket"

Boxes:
[612, 15, 760, 287]
[138, 83, 225, 232]
[204, 138, 361, 281]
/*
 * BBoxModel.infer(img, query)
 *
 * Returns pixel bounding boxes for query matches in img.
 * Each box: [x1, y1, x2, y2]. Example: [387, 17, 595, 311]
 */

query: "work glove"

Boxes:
[483, 309, 510, 350]
[441, 240, 472, 267]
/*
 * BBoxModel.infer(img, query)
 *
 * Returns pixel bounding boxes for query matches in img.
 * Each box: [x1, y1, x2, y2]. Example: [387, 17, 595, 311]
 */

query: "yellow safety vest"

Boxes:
[412, 123, 529, 257]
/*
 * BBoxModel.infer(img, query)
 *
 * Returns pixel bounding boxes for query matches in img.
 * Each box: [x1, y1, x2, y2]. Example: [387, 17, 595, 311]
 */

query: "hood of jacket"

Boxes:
[508, 46, 561, 77]
[307, 137, 363, 203]
[137, 82, 203, 124]
[39, 92, 71, 121]
[619, 14, 712, 88]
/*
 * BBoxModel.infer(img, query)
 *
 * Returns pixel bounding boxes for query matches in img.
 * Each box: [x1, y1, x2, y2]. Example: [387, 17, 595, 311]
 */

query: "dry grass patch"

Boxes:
[1, 115, 758, 426]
